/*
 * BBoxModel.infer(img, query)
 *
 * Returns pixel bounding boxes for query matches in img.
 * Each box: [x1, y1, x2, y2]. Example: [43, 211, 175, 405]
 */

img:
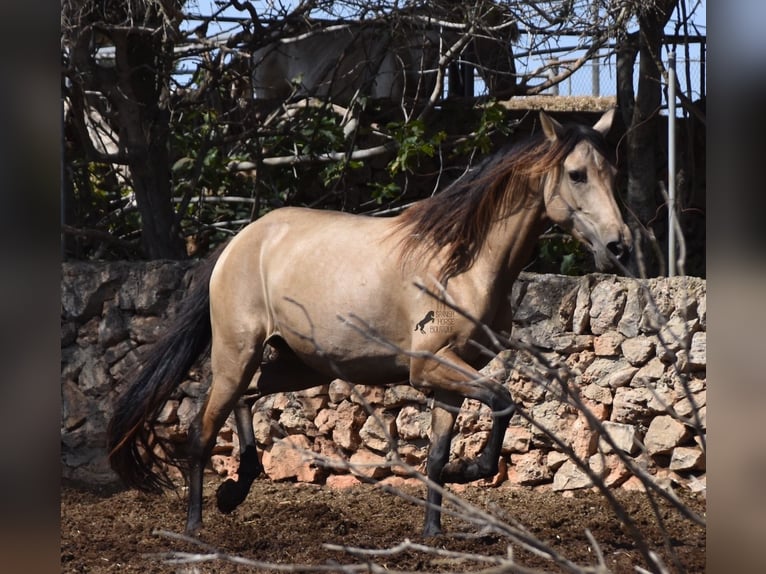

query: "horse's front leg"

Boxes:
[423, 390, 463, 537]
[413, 349, 514, 536]
[439, 383, 515, 483]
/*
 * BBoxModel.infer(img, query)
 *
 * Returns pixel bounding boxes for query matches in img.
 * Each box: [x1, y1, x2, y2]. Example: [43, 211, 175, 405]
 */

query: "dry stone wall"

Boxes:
[61, 262, 706, 495]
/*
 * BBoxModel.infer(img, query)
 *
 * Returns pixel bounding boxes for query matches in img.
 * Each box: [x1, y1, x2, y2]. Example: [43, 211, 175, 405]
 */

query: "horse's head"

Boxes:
[540, 109, 632, 271]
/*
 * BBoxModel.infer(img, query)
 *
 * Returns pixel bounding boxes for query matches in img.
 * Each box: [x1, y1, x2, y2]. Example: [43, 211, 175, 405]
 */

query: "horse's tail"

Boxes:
[107, 246, 224, 493]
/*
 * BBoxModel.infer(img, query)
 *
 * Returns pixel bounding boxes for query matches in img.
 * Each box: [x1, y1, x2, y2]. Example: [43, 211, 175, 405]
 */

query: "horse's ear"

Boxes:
[539, 111, 563, 142]
[593, 108, 615, 136]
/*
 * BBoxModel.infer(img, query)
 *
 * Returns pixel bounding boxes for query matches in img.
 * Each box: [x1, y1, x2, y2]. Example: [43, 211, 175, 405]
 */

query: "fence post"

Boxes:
[547, 59, 559, 96]
[667, 51, 678, 277]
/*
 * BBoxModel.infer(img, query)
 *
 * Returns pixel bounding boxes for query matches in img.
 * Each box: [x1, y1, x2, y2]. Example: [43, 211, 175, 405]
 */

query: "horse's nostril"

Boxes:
[607, 241, 629, 263]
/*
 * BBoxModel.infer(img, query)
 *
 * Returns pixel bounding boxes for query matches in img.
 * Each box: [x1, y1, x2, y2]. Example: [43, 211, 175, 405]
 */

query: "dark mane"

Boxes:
[394, 122, 612, 280]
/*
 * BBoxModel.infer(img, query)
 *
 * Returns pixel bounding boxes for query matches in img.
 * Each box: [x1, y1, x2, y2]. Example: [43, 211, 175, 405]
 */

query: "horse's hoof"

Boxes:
[216, 479, 248, 513]
[440, 459, 479, 483]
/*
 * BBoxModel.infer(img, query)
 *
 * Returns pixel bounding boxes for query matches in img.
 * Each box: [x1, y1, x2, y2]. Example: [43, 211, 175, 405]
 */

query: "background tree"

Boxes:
[62, 0, 188, 259]
[61, 0, 705, 275]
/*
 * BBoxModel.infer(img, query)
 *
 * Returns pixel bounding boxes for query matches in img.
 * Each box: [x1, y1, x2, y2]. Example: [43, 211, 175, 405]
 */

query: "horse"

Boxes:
[107, 109, 630, 537]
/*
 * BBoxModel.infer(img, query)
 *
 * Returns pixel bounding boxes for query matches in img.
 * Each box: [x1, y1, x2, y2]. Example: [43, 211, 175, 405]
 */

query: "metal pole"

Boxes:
[667, 52, 677, 277]
[591, 0, 600, 97]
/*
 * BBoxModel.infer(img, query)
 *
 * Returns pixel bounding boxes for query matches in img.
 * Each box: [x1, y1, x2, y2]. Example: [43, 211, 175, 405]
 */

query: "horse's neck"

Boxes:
[475, 194, 546, 290]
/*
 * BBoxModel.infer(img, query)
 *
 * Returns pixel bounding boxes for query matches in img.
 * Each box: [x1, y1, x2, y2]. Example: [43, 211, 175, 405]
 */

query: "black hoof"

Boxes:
[185, 520, 203, 536]
[216, 479, 249, 513]
[440, 459, 481, 484]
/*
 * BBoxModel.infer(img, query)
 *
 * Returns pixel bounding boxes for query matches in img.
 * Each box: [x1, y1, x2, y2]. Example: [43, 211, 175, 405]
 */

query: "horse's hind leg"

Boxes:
[215, 397, 263, 513]
[185, 340, 263, 534]
[214, 337, 332, 516]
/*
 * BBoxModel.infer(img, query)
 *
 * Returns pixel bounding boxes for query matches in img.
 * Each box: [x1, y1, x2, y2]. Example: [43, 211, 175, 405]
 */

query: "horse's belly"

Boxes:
[283, 325, 412, 385]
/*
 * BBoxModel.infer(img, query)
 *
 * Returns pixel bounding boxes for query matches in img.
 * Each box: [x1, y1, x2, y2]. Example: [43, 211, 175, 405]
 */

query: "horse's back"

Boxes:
[210, 207, 415, 382]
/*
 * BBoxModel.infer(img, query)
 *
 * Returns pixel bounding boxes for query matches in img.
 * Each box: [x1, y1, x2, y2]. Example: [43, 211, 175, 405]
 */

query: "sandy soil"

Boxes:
[62, 475, 704, 573]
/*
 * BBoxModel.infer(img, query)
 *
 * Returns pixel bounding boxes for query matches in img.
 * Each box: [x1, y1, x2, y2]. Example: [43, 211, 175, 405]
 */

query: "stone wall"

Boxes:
[61, 262, 706, 495]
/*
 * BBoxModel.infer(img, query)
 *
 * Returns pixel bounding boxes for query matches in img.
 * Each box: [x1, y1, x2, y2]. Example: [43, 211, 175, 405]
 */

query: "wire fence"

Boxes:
[525, 37, 706, 110]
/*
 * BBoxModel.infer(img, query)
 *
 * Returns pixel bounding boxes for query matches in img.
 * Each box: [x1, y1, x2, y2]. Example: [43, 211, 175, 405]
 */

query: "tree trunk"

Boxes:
[112, 29, 186, 259]
[617, 0, 677, 277]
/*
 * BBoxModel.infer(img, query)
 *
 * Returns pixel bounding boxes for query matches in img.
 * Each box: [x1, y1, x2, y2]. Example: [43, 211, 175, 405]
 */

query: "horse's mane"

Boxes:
[394, 122, 613, 281]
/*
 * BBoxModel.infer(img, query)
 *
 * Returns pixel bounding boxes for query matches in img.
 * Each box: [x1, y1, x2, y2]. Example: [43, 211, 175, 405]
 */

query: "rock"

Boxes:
[669, 446, 705, 471]
[298, 395, 329, 419]
[179, 380, 208, 398]
[547, 450, 568, 471]
[502, 426, 533, 454]
[98, 302, 128, 347]
[61, 264, 124, 320]
[618, 282, 646, 338]
[548, 333, 594, 353]
[393, 443, 428, 475]
[621, 336, 656, 366]
[645, 381, 680, 414]
[359, 410, 397, 453]
[262, 435, 322, 482]
[314, 408, 339, 434]
[326, 474, 362, 489]
[687, 332, 706, 370]
[611, 387, 652, 424]
[451, 431, 489, 460]
[349, 449, 390, 479]
[572, 277, 593, 334]
[279, 407, 316, 435]
[589, 279, 627, 335]
[79, 357, 113, 397]
[529, 401, 574, 444]
[177, 397, 198, 428]
[252, 411, 275, 445]
[599, 421, 638, 454]
[350, 385, 386, 407]
[582, 383, 613, 405]
[673, 391, 707, 420]
[61, 379, 89, 431]
[568, 409, 598, 460]
[590, 453, 631, 487]
[128, 315, 164, 344]
[383, 385, 427, 408]
[594, 331, 625, 356]
[507, 451, 550, 485]
[552, 460, 592, 491]
[657, 315, 698, 357]
[644, 415, 690, 455]
[332, 401, 366, 450]
[583, 357, 636, 389]
[600, 364, 639, 389]
[634, 358, 666, 384]
[396, 405, 430, 440]
[156, 400, 179, 424]
[328, 379, 353, 403]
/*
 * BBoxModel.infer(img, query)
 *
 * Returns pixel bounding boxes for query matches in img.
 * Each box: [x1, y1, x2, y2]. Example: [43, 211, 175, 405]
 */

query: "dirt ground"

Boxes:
[62, 476, 705, 573]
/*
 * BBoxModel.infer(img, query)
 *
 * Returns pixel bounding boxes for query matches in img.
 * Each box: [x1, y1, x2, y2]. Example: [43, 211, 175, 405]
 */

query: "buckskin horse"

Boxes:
[108, 110, 630, 537]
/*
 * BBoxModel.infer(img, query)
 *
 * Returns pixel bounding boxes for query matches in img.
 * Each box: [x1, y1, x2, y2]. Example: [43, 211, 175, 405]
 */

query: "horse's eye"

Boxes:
[569, 170, 587, 184]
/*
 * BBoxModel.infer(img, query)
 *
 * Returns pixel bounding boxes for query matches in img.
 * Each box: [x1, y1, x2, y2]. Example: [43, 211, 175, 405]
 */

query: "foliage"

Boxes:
[62, 0, 703, 273]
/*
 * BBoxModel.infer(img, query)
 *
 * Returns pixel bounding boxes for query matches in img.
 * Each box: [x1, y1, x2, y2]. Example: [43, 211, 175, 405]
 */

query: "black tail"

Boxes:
[107, 248, 223, 492]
